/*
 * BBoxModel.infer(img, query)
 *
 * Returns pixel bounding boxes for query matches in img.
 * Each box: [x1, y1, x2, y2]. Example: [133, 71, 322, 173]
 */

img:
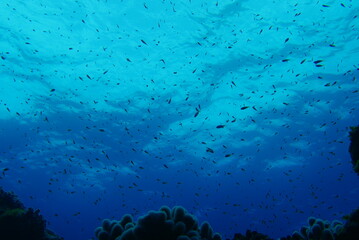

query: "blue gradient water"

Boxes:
[0, 1, 358, 240]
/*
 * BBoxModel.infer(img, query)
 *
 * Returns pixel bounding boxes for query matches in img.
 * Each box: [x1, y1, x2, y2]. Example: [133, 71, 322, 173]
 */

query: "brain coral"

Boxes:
[94, 205, 222, 240]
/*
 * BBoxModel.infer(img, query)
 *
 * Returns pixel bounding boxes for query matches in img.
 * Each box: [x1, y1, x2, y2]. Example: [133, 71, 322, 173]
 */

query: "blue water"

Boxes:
[1, 1, 359, 240]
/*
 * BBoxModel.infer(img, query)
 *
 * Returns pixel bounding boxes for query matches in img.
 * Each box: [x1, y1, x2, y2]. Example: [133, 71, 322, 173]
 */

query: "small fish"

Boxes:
[194, 105, 201, 117]
[206, 147, 214, 153]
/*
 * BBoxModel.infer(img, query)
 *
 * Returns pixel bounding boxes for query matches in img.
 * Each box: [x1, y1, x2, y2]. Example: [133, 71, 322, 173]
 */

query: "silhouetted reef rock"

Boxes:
[0, 187, 63, 240]
[349, 126, 359, 175]
[337, 208, 359, 240]
[232, 230, 273, 240]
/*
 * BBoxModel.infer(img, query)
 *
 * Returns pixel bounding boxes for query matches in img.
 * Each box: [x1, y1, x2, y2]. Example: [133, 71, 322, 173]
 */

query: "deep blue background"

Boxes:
[1, 1, 359, 240]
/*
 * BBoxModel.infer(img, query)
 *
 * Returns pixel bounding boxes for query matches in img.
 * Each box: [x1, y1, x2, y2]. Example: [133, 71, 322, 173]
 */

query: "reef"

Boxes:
[94, 205, 222, 240]
[279, 216, 343, 240]
[337, 208, 359, 240]
[0, 187, 63, 240]
[93, 125, 359, 240]
[278, 210, 359, 240]
[232, 230, 273, 240]
[1, 126, 358, 240]
[349, 126, 359, 175]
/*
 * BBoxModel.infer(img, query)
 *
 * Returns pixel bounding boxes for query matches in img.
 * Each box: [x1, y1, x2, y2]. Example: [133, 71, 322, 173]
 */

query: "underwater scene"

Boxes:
[1, 1, 359, 240]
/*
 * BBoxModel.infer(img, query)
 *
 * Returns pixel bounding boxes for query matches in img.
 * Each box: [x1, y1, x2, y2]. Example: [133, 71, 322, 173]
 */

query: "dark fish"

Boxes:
[194, 105, 201, 117]
[206, 147, 214, 153]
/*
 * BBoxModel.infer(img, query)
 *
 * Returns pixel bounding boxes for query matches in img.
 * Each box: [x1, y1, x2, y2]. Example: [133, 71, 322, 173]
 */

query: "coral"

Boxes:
[277, 210, 359, 240]
[280, 217, 343, 240]
[0, 187, 63, 240]
[337, 208, 359, 240]
[232, 230, 273, 240]
[0, 188, 24, 210]
[94, 126, 359, 240]
[94, 205, 222, 240]
[0, 207, 46, 239]
[349, 126, 359, 175]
